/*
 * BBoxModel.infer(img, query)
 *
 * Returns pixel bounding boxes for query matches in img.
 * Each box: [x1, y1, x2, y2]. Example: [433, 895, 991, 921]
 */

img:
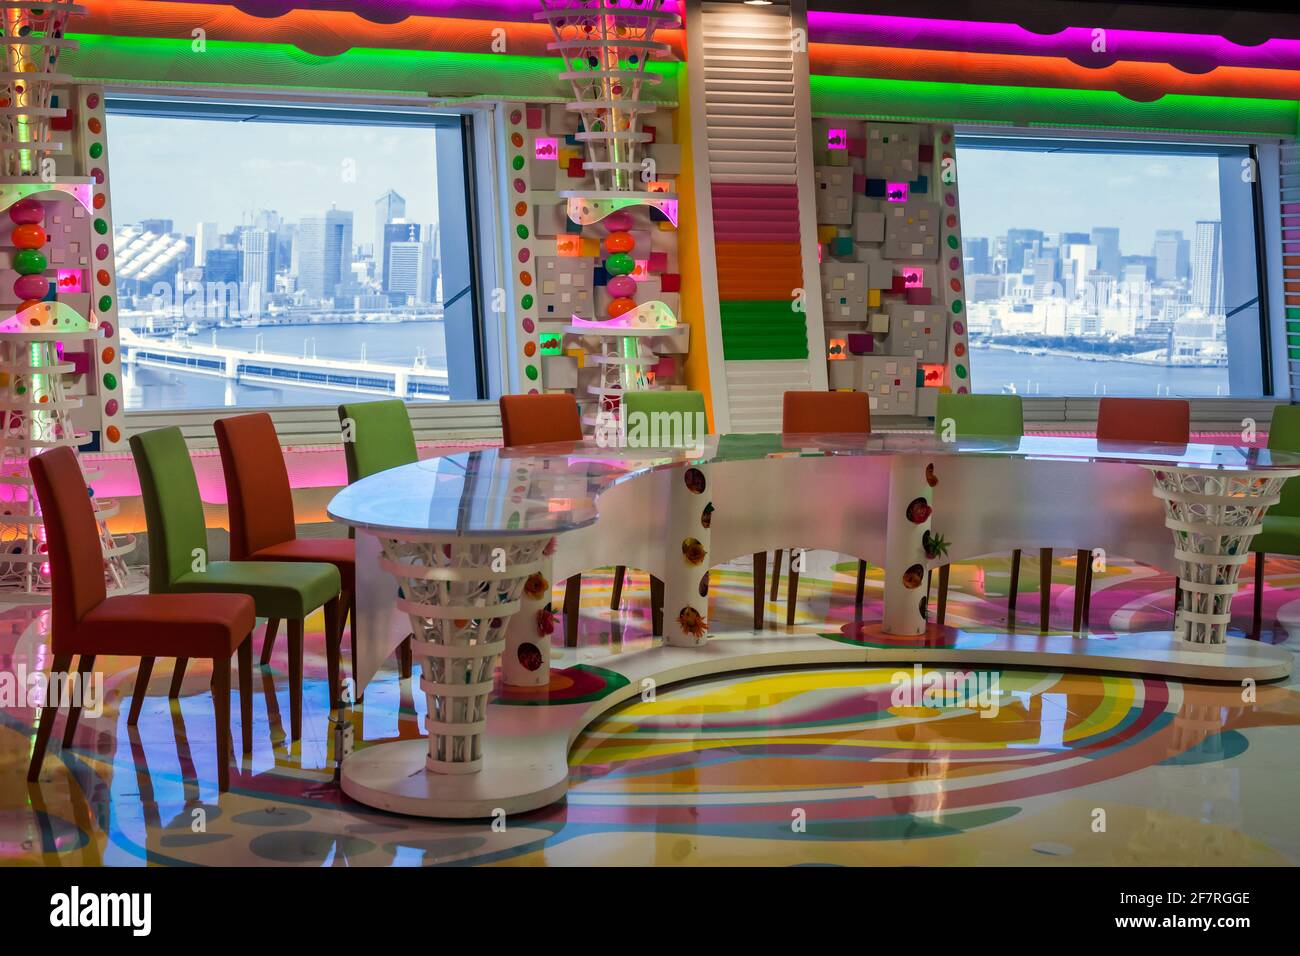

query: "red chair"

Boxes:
[28, 446, 256, 791]
[762, 391, 873, 627]
[213, 412, 383, 697]
[1076, 397, 1191, 629]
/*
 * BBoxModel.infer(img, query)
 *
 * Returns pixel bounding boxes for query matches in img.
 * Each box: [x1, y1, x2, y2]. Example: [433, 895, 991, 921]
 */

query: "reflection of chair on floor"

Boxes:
[759, 391, 872, 628]
[1252, 405, 1300, 640]
[27, 446, 257, 792]
[933, 394, 1027, 627]
[1076, 397, 1190, 630]
[499, 394, 592, 645]
[130, 426, 342, 741]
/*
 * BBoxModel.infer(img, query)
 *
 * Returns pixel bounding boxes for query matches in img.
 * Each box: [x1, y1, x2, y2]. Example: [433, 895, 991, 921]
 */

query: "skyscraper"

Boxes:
[1005, 229, 1044, 273]
[962, 236, 990, 274]
[297, 208, 354, 300]
[387, 237, 435, 303]
[194, 221, 219, 268]
[1152, 229, 1190, 283]
[1191, 220, 1224, 314]
[239, 227, 276, 295]
[1090, 227, 1121, 278]
[204, 248, 242, 285]
[381, 221, 420, 292]
[374, 190, 406, 284]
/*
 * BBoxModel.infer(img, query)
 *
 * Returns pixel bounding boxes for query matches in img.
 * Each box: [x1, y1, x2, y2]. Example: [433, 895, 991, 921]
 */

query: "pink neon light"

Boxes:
[886, 182, 909, 202]
[534, 137, 558, 160]
[828, 128, 848, 150]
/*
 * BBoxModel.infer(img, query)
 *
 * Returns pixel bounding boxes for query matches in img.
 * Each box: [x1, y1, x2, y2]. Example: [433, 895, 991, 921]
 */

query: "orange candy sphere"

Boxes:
[11, 223, 46, 248]
[101, 347, 115, 364]
[603, 231, 634, 254]
[607, 297, 637, 318]
[106, 425, 121, 443]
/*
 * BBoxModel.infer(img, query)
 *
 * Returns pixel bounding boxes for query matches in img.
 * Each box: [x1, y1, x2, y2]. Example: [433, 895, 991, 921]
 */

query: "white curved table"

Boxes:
[328, 432, 1300, 817]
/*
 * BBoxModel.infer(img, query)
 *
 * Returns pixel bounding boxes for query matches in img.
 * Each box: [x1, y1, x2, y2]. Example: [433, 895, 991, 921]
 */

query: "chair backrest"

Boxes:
[214, 412, 297, 560]
[934, 393, 1024, 438]
[622, 390, 709, 446]
[1096, 397, 1190, 444]
[783, 391, 870, 434]
[30, 446, 106, 639]
[129, 426, 210, 591]
[337, 399, 419, 482]
[499, 393, 583, 448]
[1268, 405, 1300, 518]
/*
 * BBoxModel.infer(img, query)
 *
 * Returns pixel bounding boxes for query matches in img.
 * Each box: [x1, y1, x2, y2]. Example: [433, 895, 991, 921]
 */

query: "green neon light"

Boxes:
[809, 75, 1300, 138]
[65, 35, 680, 103]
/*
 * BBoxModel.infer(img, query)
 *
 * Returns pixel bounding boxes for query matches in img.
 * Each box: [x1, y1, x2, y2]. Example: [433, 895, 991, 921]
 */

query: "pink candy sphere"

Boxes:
[602, 211, 634, 232]
[9, 198, 43, 225]
[606, 275, 637, 298]
[14, 274, 48, 299]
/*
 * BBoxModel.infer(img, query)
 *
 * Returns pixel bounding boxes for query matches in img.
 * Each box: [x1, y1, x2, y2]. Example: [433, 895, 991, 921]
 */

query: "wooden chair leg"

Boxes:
[855, 559, 867, 618]
[610, 565, 626, 610]
[287, 619, 304, 742]
[28, 653, 72, 782]
[1072, 549, 1089, 632]
[323, 597, 342, 709]
[259, 618, 281, 666]
[650, 575, 664, 636]
[398, 637, 413, 680]
[1082, 561, 1094, 629]
[936, 564, 950, 626]
[564, 573, 581, 648]
[752, 551, 767, 630]
[785, 555, 800, 627]
[168, 657, 188, 698]
[1007, 549, 1022, 618]
[237, 636, 253, 755]
[212, 655, 232, 792]
[770, 550, 783, 601]
[1253, 553, 1265, 641]
[1039, 548, 1053, 632]
[347, 600, 364, 703]
[61, 655, 97, 748]
[127, 657, 155, 726]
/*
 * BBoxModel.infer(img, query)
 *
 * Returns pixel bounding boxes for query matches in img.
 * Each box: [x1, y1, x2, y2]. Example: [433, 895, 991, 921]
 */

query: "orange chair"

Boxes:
[213, 412, 380, 697]
[761, 391, 873, 628]
[1076, 397, 1191, 628]
[28, 446, 256, 791]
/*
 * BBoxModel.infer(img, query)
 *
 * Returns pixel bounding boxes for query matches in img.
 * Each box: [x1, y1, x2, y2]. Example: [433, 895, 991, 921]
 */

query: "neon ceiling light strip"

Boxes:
[80, 0, 684, 58]
[119, 0, 680, 25]
[805, 11, 1300, 73]
[807, 41, 1300, 102]
[809, 74, 1300, 139]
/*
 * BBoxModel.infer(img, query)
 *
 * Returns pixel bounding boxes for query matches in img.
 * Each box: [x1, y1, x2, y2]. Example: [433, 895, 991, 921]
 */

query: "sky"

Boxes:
[954, 146, 1232, 255]
[107, 114, 442, 243]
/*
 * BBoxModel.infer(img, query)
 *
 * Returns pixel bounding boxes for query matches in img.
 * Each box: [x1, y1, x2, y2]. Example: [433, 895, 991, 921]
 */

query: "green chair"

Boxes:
[338, 400, 417, 680]
[1251, 405, 1300, 639]
[130, 426, 343, 741]
[932, 394, 1031, 627]
[614, 390, 710, 634]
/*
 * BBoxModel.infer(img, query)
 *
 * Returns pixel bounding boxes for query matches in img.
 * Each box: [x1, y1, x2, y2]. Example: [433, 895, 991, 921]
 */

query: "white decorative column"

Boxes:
[1148, 467, 1296, 645]
[501, 552, 555, 687]
[662, 462, 711, 647]
[377, 533, 551, 773]
[881, 454, 934, 636]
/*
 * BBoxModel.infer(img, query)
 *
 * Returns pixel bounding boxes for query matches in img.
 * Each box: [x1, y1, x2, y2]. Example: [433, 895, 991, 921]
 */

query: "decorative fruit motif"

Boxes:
[536, 603, 556, 637]
[700, 502, 714, 529]
[698, 572, 710, 598]
[906, 497, 932, 524]
[517, 641, 544, 671]
[523, 572, 550, 599]
[677, 606, 707, 638]
[684, 467, 706, 494]
[922, 530, 950, 560]
[902, 564, 925, 589]
[919, 595, 929, 621]
[682, 537, 707, 565]
[926, 462, 938, 487]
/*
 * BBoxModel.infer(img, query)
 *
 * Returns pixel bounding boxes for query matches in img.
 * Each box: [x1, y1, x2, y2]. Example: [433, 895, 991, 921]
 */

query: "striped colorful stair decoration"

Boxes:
[712, 182, 807, 361]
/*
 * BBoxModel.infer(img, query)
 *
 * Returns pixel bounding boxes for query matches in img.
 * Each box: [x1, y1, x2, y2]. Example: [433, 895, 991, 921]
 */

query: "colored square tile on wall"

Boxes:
[660, 273, 681, 293]
[648, 252, 668, 274]
[526, 107, 543, 130]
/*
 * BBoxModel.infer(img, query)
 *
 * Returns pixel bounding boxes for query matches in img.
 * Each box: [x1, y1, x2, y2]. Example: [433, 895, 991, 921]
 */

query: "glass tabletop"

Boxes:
[327, 432, 1300, 536]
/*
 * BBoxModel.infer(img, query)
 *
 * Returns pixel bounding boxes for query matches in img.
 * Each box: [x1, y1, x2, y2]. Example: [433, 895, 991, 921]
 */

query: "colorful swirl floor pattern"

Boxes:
[3, 552, 1300, 866]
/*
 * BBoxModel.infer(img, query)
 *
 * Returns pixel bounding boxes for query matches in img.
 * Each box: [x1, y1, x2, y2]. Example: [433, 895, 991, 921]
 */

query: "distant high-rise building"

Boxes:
[381, 221, 420, 292]
[1153, 229, 1190, 283]
[374, 190, 406, 284]
[387, 237, 435, 304]
[1191, 220, 1224, 314]
[1005, 229, 1044, 273]
[239, 227, 277, 294]
[1091, 227, 1121, 278]
[140, 219, 174, 236]
[194, 221, 219, 268]
[963, 236, 990, 274]
[204, 248, 241, 285]
[297, 208, 354, 300]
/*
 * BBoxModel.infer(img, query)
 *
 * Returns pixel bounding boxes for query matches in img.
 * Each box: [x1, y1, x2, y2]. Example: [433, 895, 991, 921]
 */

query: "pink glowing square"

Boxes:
[886, 182, 909, 202]
[828, 128, 848, 150]
[902, 267, 925, 288]
[56, 269, 84, 293]
[534, 137, 558, 160]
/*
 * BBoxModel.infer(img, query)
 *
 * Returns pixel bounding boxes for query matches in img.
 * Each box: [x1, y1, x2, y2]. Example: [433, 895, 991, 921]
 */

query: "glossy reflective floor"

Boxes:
[3, 551, 1300, 866]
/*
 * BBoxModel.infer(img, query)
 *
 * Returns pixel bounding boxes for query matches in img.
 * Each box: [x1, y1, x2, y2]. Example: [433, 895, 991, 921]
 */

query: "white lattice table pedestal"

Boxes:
[1147, 465, 1300, 646]
[375, 533, 551, 774]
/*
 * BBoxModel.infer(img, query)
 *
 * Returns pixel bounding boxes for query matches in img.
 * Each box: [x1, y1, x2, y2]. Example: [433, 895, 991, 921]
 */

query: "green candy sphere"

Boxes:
[13, 249, 47, 275]
[605, 252, 635, 276]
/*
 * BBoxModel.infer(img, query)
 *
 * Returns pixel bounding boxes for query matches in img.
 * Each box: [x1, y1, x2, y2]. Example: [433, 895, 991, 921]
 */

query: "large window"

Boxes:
[954, 135, 1268, 398]
[106, 101, 485, 410]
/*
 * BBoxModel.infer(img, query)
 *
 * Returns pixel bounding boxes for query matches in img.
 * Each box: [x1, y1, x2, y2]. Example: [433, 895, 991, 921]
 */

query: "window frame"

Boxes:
[952, 126, 1287, 421]
[103, 91, 506, 431]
